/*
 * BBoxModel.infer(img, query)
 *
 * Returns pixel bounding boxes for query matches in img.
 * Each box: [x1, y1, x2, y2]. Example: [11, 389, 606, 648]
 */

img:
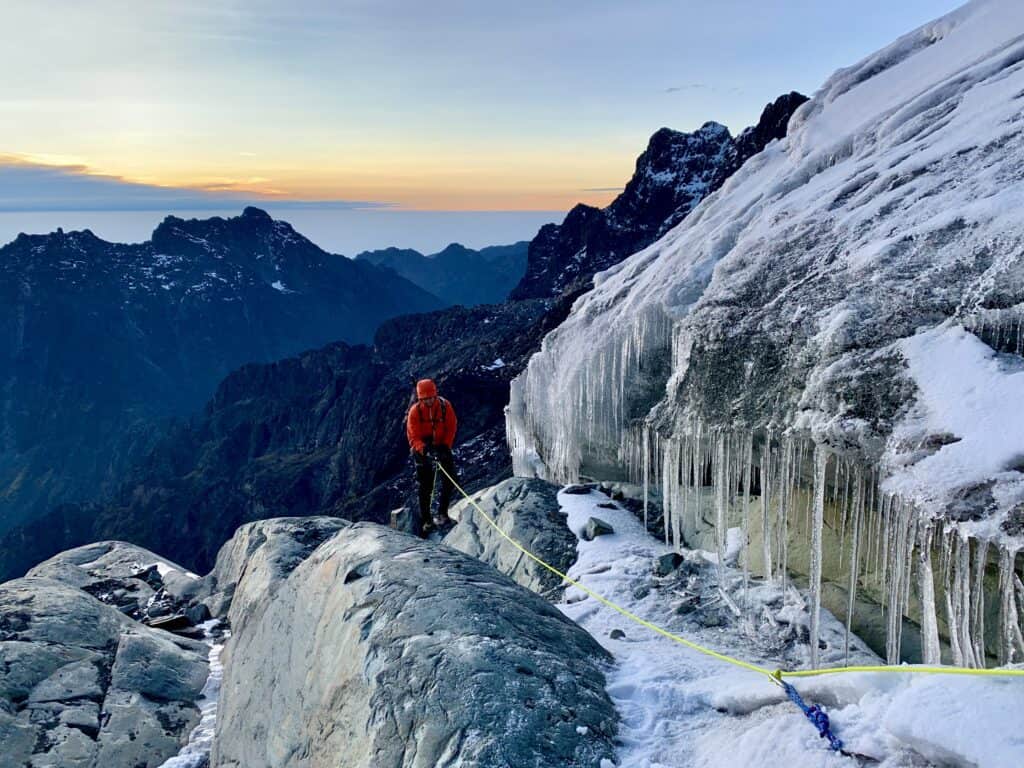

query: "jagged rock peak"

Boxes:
[508, 90, 808, 301]
[734, 90, 810, 160]
[240, 205, 273, 220]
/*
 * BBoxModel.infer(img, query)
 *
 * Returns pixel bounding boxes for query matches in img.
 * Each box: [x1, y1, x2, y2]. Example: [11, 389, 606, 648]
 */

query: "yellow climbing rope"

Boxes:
[435, 462, 1024, 684]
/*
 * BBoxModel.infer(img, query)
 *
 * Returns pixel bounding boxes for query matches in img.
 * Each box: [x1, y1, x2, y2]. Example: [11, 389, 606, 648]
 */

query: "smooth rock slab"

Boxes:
[213, 522, 617, 768]
[196, 516, 349, 633]
[444, 477, 577, 595]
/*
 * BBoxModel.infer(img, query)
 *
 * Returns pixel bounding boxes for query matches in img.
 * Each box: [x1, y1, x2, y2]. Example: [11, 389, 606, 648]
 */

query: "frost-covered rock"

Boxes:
[443, 477, 577, 595]
[582, 517, 615, 541]
[509, 0, 1024, 666]
[0, 577, 208, 768]
[213, 523, 617, 768]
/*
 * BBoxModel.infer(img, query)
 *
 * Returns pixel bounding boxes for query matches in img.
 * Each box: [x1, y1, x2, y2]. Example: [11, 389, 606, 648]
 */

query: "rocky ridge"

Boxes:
[0, 576, 209, 768]
[212, 521, 617, 768]
[509, 92, 808, 301]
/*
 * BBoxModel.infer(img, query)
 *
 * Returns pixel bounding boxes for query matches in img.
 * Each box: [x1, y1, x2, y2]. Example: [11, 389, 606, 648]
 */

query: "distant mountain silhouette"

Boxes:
[0, 207, 442, 533]
[357, 241, 528, 306]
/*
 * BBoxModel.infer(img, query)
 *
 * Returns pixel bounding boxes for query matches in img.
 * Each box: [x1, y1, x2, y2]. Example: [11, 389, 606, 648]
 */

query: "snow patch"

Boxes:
[885, 322, 1024, 533]
[156, 620, 228, 768]
[557, 486, 1024, 768]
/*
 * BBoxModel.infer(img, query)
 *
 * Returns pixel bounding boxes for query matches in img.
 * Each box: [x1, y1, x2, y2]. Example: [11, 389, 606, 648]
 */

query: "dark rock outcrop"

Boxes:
[212, 522, 617, 768]
[0, 577, 208, 768]
[358, 241, 529, 306]
[509, 92, 808, 301]
[26, 541, 202, 628]
[0, 208, 443, 535]
[443, 477, 576, 595]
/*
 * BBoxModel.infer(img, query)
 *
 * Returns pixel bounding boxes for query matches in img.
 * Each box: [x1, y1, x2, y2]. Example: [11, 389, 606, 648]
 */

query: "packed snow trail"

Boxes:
[554, 486, 1024, 768]
[157, 620, 228, 768]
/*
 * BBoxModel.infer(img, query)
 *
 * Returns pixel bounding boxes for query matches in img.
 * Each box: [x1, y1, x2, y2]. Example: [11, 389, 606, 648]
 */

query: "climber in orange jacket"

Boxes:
[406, 378, 459, 537]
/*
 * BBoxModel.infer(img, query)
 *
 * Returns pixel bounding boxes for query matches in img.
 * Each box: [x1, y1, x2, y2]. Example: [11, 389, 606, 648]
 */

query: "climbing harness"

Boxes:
[415, 396, 450, 446]
[432, 462, 1024, 753]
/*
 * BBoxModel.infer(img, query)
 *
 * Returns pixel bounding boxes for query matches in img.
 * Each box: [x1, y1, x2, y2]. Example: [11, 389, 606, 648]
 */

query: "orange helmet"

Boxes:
[416, 378, 438, 399]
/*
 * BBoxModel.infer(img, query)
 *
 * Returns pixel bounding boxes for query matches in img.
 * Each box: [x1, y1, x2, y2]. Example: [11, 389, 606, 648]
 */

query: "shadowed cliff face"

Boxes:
[0, 299, 557, 577]
[0, 207, 443, 534]
[509, 92, 809, 301]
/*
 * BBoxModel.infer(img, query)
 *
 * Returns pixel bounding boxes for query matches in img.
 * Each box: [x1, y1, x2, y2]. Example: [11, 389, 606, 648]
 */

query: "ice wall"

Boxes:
[508, 0, 1024, 666]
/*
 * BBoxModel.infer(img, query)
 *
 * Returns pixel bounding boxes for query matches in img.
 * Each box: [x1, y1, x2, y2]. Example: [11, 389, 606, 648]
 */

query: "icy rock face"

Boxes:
[213, 523, 617, 768]
[196, 516, 349, 633]
[0, 577, 208, 768]
[443, 477, 577, 595]
[509, 0, 1024, 666]
[26, 540, 200, 626]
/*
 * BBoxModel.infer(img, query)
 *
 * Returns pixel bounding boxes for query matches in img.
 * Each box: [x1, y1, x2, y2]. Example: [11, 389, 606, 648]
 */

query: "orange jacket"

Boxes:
[406, 396, 457, 453]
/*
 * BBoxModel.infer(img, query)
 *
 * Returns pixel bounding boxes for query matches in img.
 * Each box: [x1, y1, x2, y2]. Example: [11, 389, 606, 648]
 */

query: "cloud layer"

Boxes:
[0, 157, 382, 212]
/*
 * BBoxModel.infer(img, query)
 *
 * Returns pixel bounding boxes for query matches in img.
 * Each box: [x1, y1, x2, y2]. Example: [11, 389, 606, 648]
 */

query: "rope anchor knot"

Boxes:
[782, 681, 844, 752]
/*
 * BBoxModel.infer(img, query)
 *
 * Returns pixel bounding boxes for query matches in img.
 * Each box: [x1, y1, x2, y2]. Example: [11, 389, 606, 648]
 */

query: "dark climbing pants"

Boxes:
[414, 446, 458, 528]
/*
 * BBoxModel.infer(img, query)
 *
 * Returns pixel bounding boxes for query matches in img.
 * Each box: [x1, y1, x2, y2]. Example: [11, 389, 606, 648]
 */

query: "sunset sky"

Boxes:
[2, 0, 963, 212]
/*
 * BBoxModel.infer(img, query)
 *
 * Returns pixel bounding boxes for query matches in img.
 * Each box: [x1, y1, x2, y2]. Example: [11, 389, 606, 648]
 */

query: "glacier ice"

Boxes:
[507, 0, 1024, 667]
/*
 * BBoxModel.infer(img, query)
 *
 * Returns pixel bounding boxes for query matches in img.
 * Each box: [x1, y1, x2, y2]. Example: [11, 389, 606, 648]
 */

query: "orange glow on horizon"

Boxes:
[5, 151, 625, 212]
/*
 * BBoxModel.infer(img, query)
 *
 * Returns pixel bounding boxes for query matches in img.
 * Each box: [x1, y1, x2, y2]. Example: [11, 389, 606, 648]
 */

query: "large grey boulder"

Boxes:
[213, 522, 617, 768]
[27, 540, 202, 627]
[443, 477, 577, 595]
[0, 577, 208, 768]
[195, 516, 349, 634]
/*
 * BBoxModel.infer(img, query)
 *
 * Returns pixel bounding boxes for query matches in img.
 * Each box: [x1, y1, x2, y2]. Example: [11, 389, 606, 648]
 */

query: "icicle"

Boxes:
[761, 432, 773, 583]
[946, 536, 970, 667]
[777, 437, 793, 589]
[880, 494, 892, 603]
[997, 547, 1024, 665]
[917, 521, 941, 664]
[838, 460, 851, 563]
[642, 426, 650, 533]
[970, 538, 989, 667]
[844, 468, 864, 664]
[714, 431, 727, 586]
[741, 432, 753, 604]
[662, 442, 673, 549]
[884, 499, 916, 665]
[809, 445, 828, 668]
[945, 531, 966, 667]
